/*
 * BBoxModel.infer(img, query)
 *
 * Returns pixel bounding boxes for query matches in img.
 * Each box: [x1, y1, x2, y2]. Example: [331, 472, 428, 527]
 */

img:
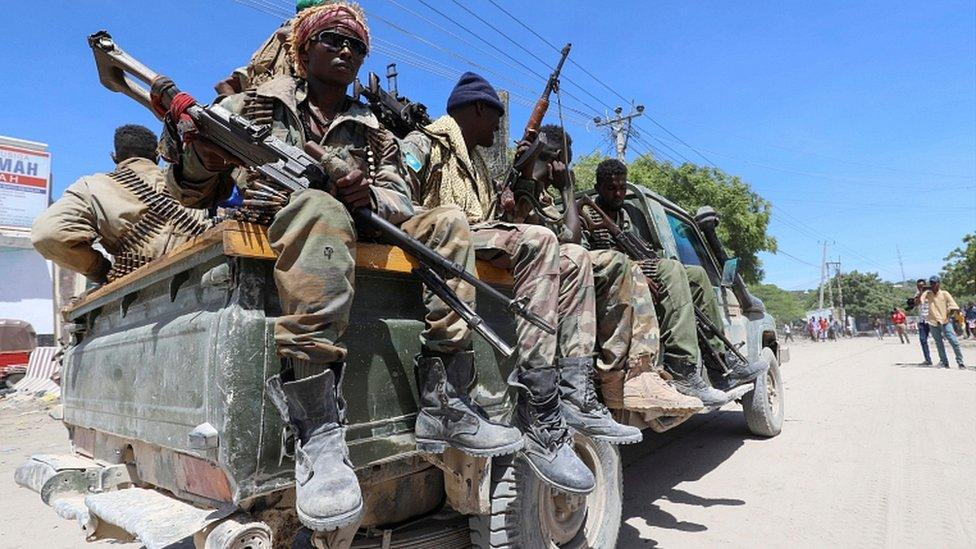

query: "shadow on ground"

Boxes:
[617, 409, 758, 547]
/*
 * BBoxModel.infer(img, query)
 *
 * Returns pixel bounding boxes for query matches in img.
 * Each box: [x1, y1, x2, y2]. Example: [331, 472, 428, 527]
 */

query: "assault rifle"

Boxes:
[576, 195, 748, 373]
[353, 64, 430, 139]
[88, 30, 556, 357]
[500, 44, 571, 213]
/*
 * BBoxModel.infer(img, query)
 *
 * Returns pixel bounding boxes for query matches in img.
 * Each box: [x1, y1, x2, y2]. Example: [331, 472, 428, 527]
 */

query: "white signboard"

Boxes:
[0, 143, 51, 231]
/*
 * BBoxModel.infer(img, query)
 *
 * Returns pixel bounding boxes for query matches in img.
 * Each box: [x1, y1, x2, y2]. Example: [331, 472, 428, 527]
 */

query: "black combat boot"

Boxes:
[709, 351, 768, 391]
[663, 354, 732, 408]
[511, 366, 596, 495]
[265, 364, 363, 532]
[414, 350, 524, 456]
[557, 357, 642, 445]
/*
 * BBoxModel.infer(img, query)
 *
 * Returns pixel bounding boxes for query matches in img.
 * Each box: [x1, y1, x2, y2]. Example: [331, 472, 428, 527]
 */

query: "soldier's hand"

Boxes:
[515, 139, 545, 178]
[214, 75, 243, 96]
[191, 137, 241, 172]
[334, 169, 372, 210]
[548, 159, 571, 191]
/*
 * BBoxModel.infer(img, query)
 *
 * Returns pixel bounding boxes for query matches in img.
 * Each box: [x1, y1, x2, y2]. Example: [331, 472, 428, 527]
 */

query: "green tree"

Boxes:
[816, 271, 900, 318]
[940, 233, 976, 299]
[750, 283, 806, 323]
[626, 154, 777, 283]
[570, 151, 607, 191]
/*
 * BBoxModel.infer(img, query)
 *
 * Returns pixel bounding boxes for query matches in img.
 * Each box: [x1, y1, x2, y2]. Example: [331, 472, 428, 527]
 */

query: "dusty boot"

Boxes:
[557, 357, 642, 445]
[511, 366, 596, 495]
[414, 351, 524, 457]
[265, 365, 363, 532]
[710, 351, 768, 391]
[622, 354, 704, 419]
[663, 354, 732, 408]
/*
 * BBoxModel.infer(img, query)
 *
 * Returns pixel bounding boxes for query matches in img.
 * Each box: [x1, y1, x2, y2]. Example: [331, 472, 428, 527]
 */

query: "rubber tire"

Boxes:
[4, 373, 25, 389]
[742, 347, 784, 437]
[469, 435, 622, 548]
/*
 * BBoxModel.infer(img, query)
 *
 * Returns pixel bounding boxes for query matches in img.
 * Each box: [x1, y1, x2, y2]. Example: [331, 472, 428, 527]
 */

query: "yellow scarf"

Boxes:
[422, 115, 496, 223]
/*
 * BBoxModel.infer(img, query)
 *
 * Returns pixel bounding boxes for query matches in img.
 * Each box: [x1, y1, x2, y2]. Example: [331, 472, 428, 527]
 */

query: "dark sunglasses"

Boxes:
[311, 30, 369, 57]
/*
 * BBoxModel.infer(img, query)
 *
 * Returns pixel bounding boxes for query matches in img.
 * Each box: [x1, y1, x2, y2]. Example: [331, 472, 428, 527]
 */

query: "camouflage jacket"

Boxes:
[32, 157, 210, 279]
[166, 75, 413, 225]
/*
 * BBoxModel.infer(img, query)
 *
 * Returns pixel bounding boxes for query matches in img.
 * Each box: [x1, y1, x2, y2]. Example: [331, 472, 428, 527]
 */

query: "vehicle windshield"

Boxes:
[666, 213, 711, 270]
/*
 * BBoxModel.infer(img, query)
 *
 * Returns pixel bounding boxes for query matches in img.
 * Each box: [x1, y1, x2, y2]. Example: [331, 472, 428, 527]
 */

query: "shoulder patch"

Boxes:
[403, 151, 423, 172]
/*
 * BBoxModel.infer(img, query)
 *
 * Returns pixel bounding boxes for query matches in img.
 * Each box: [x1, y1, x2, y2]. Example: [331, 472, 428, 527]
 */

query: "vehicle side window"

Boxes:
[666, 213, 717, 279]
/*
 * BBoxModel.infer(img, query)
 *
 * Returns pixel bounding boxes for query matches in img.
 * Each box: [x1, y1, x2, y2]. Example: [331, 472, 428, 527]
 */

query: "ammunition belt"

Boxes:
[105, 168, 212, 281]
[583, 207, 615, 251]
[235, 91, 388, 225]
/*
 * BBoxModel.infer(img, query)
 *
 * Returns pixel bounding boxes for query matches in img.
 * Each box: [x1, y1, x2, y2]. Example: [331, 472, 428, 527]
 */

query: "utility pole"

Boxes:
[826, 259, 843, 318]
[818, 241, 828, 310]
[896, 245, 906, 285]
[594, 104, 645, 161]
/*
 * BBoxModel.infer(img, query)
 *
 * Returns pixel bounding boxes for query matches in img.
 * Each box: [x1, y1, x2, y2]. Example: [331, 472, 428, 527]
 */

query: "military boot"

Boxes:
[709, 351, 768, 391]
[621, 354, 704, 417]
[511, 366, 596, 495]
[557, 357, 642, 445]
[414, 350, 524, 457]
[265, 365, 362, 532]
[662, 354, 732, 408]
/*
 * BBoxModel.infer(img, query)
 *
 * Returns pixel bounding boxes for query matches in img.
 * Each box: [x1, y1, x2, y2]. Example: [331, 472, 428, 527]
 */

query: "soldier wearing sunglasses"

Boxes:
[164, 2, 522, 534]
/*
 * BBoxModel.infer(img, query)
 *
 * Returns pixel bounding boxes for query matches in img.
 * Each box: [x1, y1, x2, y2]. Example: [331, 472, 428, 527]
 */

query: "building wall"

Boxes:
[0, 236, 54, 340]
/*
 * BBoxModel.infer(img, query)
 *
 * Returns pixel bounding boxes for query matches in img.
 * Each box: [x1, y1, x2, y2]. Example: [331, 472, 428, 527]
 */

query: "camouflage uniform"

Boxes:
[583, 204, 726, 364]
[401, 117, 591, 370]
[32, 157, 210, 282]
[514, 190, 657, 373]
[167, 75, 471, 362]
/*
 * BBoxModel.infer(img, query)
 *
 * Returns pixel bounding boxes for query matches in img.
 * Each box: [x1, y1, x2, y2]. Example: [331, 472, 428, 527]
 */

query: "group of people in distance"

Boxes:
[32, 1, 767, 534]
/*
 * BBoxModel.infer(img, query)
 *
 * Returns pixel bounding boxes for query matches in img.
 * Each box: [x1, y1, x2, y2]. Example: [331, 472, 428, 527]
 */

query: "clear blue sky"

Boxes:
[2, 1, 974, 290]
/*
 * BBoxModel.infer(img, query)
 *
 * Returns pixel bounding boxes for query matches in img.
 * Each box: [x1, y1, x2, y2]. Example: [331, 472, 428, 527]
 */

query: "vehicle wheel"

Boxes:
[469, 434, 622, 548]
[202, 515, 273, 549]
[4, 372, 25, 389]
[742, 347, 784, 437]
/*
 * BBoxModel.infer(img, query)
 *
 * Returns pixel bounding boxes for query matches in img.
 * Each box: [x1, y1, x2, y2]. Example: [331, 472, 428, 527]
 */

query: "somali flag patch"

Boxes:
[403, 151, 423, 172]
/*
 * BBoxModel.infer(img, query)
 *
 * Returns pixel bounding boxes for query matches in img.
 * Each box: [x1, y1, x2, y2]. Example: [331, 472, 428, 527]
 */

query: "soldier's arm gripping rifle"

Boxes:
[500, 44, 571, 214]
[87, 30, 555, 356]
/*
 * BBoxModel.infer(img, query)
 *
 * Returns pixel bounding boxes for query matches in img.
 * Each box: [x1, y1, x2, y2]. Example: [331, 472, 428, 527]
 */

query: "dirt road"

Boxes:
[2, 336, 974, 548]
[620, 336, 976, 548]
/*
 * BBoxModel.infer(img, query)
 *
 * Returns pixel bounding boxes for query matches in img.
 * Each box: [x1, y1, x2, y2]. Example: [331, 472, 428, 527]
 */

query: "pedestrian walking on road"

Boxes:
[891, 308, 909, 344]
[918, 276, 965, 368]
[908, 279, 933, 365]
[819, 317, 829, 342]
[874, 317, 884, 340]
[784, 323, 794, 343]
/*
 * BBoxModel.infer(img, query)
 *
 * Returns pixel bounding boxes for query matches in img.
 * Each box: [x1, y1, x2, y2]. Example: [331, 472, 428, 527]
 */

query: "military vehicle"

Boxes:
[15, 182, 786, 548]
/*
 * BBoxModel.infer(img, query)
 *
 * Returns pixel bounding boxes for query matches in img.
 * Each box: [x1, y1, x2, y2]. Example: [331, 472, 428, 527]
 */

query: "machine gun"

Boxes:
[500, 44, 571, 214]
[353, 64, 431, 139]
[88, 30, 556, 357]
[576, 195, 748, 374]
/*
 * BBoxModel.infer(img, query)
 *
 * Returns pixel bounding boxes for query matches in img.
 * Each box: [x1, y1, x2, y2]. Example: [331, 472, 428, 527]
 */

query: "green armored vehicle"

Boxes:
[15, 185, 785, 548]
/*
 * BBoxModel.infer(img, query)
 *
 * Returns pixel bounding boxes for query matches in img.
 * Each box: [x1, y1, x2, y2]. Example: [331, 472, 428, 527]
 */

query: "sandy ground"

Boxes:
[1, 336, 974, 548]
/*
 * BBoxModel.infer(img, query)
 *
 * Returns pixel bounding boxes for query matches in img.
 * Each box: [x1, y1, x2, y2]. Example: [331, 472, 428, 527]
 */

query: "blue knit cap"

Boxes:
[446, 72, 504, 115]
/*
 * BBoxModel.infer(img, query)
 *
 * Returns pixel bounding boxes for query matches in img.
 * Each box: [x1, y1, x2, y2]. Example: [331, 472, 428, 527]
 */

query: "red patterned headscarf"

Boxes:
[290, 2, 370, 78]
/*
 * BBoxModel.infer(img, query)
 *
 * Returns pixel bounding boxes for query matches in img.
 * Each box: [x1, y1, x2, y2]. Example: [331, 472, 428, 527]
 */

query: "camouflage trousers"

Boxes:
[589, 250, 661, 372]
[556, 243, 597, 359]
[646, 258, 725, 362]
[269, 189, 475, 364]
[471, 222, 564, 370]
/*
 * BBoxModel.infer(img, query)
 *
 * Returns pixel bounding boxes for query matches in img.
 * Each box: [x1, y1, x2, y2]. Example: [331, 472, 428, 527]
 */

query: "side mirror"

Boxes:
[721, 258, 739, 288]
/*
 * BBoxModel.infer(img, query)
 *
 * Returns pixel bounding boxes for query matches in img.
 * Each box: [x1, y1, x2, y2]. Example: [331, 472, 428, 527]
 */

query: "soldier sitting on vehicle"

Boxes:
[164, 4, 522, 533]
[582, 159, 766, 407]
[401, 72, 597, 496]
[519, 125, 703, 428]
[32, 124, 210, 284]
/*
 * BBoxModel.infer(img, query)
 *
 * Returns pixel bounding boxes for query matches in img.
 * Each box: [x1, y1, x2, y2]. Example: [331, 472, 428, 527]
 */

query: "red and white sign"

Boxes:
[0, 143, 51, 231]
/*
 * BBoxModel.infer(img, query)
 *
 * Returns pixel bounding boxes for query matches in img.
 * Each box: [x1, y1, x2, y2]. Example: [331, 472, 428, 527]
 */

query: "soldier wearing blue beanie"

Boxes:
[446, 72, 505, 115]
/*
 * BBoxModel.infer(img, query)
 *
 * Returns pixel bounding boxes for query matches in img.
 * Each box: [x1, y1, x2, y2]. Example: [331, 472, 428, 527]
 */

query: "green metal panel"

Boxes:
[62, 241, 517, 504]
